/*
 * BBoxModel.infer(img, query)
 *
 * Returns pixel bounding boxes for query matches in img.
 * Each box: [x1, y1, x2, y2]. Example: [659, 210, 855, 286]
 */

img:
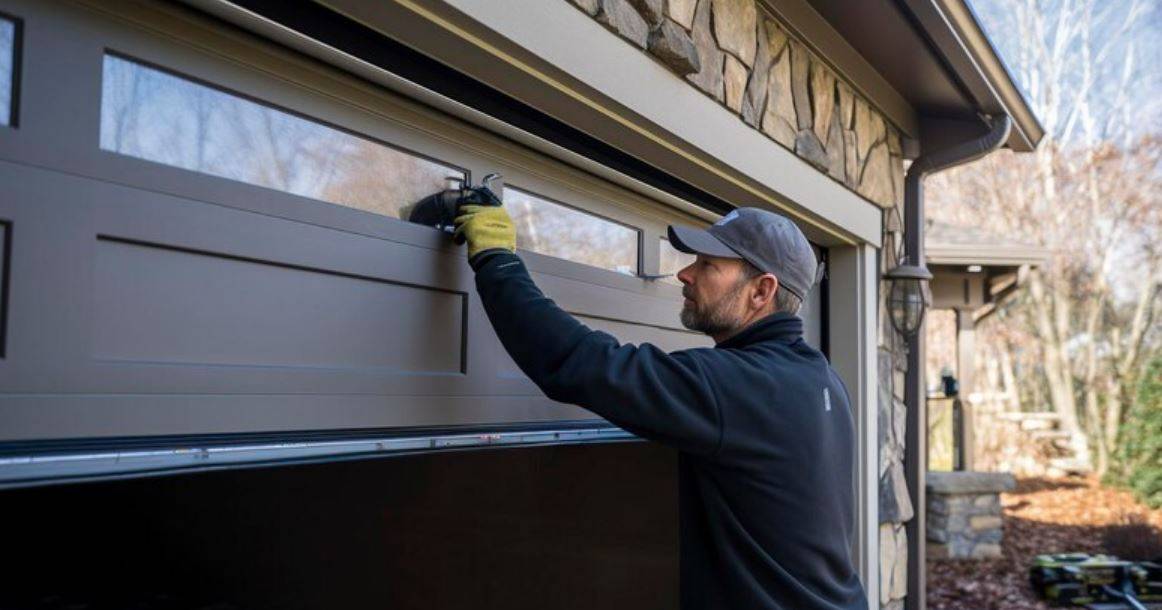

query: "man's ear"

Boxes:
[752, 274, 778, 309]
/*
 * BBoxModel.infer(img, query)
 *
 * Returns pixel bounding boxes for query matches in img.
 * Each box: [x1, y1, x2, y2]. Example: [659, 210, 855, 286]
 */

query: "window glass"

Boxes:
[0, 17, 15, 126]
[100, 55, 464, 218]
[504, 187, 638, 275]
[659, 237, 696, 286]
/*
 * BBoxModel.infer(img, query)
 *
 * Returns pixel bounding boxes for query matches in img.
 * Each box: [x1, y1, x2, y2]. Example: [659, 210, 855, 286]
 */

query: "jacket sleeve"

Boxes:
[472, 251, 723, 457]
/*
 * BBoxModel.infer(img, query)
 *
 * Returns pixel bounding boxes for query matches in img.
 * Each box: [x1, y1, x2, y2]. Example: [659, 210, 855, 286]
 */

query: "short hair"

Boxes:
[739, 261, 802, 315]
[774, 285, 803, 315]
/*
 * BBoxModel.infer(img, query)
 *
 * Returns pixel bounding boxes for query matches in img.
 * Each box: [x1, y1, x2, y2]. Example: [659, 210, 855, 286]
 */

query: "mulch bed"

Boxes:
[927, 476, 1162, 609]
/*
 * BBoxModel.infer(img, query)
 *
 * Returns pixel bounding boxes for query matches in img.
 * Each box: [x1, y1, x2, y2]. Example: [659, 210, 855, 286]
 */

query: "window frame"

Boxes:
[657, 235, 695, 286]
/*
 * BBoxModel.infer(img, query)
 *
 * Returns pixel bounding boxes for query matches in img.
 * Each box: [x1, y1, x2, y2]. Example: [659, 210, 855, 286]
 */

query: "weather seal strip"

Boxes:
[0, 426, 637, 490]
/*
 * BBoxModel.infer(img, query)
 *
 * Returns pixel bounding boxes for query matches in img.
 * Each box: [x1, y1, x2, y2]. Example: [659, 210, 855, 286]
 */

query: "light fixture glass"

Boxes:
[884, 257, 933, 338]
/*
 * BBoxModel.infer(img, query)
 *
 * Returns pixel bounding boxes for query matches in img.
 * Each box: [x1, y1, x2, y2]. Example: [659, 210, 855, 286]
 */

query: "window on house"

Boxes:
[504, 186, 639, 275]
[99, 54, 465, 218]
[659, 237, 696, 286]
[0, 17, 16, 126]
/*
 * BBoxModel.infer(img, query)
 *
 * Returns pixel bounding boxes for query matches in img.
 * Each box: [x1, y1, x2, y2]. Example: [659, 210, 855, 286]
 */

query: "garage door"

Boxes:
[0, 0, 825, 475]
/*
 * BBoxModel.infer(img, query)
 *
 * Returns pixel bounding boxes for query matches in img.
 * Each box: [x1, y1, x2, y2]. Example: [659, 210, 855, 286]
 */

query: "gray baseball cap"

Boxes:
[667, 207, 823, 301]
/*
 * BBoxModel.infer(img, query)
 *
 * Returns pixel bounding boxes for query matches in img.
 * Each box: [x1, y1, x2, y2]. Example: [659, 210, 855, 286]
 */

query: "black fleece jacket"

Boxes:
[473, 251, 868, 610]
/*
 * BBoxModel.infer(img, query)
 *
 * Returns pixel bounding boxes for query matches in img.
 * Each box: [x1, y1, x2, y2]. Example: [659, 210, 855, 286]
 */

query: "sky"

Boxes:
[968, 0, 1162, 144]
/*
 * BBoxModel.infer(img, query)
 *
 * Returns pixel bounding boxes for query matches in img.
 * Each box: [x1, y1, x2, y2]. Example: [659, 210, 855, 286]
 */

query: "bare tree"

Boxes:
[927, 0, 1161, 474]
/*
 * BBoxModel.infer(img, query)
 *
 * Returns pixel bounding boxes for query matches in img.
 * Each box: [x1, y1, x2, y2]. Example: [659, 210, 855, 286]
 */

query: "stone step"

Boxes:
[1029, 430, 1072, 441]
[997, 411, 1061, 421]
[1047, 457, 1091, 474]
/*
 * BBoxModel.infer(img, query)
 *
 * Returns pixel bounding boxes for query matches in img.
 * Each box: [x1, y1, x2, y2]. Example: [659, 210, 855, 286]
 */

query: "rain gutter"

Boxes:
[902, 114, 1012, 610]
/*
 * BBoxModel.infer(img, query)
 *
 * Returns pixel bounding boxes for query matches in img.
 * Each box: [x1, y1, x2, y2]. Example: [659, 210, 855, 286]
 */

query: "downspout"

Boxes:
[903, 115, 1011, 610]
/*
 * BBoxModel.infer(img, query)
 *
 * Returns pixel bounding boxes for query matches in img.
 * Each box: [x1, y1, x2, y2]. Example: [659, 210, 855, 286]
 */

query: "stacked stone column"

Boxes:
[926, 472, 1015, 559]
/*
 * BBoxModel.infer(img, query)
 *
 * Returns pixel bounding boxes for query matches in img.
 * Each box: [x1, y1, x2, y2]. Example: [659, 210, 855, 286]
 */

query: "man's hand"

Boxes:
[454, 204, 517, 261]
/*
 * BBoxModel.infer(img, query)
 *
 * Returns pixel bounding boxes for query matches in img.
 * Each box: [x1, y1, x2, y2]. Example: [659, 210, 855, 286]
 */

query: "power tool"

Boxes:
[1029, 553, 1162, 609]
[408, 172, 503, 234]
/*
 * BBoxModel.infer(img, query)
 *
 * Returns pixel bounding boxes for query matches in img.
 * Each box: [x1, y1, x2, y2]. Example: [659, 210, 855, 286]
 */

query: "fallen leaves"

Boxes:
[926, 476, 1162, 609]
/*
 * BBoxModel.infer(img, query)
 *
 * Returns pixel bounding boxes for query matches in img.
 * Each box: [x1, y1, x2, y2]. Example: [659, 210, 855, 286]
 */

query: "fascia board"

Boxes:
[904, 0, 1045, 151]
[938, 0, 1045, 150]
[315, 0, 882, 247]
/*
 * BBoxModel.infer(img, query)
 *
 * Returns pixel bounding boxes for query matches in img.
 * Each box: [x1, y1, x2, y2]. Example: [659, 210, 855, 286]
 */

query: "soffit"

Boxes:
[805, 0, 967, 119]
[800, 0, 1043, 151]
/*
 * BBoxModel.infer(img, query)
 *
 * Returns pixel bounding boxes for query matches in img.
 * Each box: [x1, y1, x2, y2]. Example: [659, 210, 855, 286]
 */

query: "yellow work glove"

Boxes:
[453, 204, 517, 260]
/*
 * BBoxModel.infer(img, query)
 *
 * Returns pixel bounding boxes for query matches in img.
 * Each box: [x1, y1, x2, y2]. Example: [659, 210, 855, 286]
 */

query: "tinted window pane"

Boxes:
[660, 237, 696, 286]
[0, 18, 14, 126]
[100, 55, 464, 218]
[505, 187, 638, 275]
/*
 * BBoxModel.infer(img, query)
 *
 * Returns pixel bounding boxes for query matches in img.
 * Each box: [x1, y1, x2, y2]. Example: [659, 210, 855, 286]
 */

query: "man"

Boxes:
[455, 201, 868, 610]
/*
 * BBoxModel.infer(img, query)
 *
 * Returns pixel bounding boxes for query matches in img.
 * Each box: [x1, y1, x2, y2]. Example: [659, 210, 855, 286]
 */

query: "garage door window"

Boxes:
[0, 16, 15, 126]
[659, 237, 696, 286]
[99, 54, 465, 219]
[504, 186, 638, 275]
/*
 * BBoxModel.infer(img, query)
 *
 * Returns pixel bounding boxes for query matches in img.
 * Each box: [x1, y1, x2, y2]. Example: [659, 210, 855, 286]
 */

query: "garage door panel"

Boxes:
[86, 167, 468, 292]
[491, 265, 708, 381]
[0, 161, 481, 387]
[493, 315, 709, 380]
[92, 236, 467, 373]
[530, 269, 689, 332]
[0, 220, 8, 359]
[0, 393, 596, 442]
[577, 316, 710, 353]
[0, 161, 675, 442]
[0, 164, 98, 370]
[0, 161, 814, 446]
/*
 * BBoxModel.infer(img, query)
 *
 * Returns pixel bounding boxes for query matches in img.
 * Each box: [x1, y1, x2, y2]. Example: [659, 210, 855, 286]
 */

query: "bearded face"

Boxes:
[680, 273, 751, 337]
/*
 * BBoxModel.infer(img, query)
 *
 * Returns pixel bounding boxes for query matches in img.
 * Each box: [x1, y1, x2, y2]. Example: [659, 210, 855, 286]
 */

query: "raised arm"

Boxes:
[471, 250, 723, 457]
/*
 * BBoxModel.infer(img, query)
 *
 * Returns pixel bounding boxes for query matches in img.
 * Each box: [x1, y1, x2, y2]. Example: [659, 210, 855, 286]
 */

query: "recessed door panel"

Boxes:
[92, 237, 466, 373]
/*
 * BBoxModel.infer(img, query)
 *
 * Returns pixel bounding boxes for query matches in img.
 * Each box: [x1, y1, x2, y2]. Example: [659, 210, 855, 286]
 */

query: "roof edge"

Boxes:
[927, 243, 1048, 267]
[923, 0, 1046, 151]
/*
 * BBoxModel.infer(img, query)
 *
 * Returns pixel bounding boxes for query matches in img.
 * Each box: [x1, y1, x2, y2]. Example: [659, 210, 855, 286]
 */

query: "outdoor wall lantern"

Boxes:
[885, 257, 933, 338]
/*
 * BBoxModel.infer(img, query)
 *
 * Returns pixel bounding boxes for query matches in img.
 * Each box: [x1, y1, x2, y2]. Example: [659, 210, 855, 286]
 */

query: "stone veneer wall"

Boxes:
[566, 0, 905, 210]
[566, 1, 915, 608]
[878, 210, 914, 610]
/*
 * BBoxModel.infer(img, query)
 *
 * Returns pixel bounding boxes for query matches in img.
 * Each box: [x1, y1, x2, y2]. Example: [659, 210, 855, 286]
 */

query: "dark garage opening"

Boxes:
[0, 441, 678, 609]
